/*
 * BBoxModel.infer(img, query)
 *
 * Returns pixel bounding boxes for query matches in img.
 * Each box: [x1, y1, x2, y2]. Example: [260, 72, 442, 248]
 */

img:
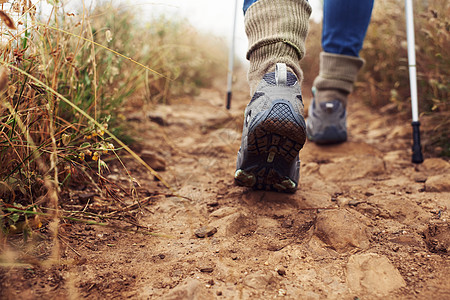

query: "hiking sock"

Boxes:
[312, 52, 364, 107]
[245, 0, 312, 95]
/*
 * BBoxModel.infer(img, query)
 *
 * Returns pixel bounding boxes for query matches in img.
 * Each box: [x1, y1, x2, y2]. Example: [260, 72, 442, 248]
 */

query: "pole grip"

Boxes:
[226, 91, 232, 110]
[411, 121, 424, 163]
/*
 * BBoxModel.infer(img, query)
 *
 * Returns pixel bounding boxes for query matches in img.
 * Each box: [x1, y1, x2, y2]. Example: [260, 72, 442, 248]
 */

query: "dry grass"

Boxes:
[0, 0, 228, 247]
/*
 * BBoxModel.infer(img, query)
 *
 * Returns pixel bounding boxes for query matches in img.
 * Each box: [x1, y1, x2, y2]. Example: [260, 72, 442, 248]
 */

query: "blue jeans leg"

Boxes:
[243, 0, 257, 13]
[322, 0, 374, 57]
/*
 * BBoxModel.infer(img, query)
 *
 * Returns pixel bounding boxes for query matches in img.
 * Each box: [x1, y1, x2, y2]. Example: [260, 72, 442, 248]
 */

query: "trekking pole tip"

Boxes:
[411, 121, 424, 164]
[226, 91, 232, 110]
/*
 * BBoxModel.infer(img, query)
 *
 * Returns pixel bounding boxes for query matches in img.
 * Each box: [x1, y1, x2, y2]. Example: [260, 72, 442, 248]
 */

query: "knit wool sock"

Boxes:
[245, 0, 311, 95]
[313, 52, 364, 107]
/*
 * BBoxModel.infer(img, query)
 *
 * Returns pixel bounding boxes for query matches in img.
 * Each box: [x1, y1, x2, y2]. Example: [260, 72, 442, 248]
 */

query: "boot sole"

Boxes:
[235, 100, 306, 193]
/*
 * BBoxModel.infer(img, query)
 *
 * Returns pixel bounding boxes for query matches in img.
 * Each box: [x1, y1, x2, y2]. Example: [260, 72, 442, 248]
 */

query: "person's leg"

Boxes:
[307, 0, 374, 144]
[235, 0, 311, 192]
[244, 0, 311, 95]
[322, 0, 374, 57]
[315, 0, 374, 99]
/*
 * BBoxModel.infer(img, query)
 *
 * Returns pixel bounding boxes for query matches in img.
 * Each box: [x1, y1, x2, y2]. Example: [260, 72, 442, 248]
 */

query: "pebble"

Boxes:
[140, 150, 166, 171]
[425, 174, 450, 192]
[194, 226, 217, 238]
[348, 199, 363, 206]
[148, 113, 165, 126]
[277, 267, 286, 276]
[199, 267, 214, 273]
[78, 192, 98, 203]
[414, 175, 428, 183]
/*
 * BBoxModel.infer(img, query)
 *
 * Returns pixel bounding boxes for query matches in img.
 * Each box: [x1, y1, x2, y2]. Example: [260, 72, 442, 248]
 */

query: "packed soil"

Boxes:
[1, 70, 449, 299]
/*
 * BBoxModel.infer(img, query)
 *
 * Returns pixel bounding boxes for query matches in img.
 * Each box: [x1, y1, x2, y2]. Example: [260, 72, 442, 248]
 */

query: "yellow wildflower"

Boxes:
[92, 152, 99, 161]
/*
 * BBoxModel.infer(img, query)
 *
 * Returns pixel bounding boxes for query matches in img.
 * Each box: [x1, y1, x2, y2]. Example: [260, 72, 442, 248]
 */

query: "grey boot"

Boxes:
[306, 52, 364, 144]
[235, 0, 311, 192]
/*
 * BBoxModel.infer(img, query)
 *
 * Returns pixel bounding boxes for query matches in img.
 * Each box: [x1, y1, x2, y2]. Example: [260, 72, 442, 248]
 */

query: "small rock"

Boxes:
[277, 267, 286, 276]
[337, 197, 351, 207]
[140, 150, 166, 171]
[199, 267, 214, 273]
[222, 212, 253, 236]
[148, 113, 166, 126]
[210, 207, 238, 218]
[195, 226, 217, 238]
[425, 174, 450, 192]
[414, 175, 428, 183]
[126, 112, 145, 122]
[281, 219, 293, 228]
[423, 223, 450, 253]
[421, 158, 450, 173]
[314, 209, 369, 253]
[163, 278, 206, 300]
[348, 199, 363, 206]
[78, 193, 97, 203]
[347, 253, 406, 296]
[243, 271, 275, 289]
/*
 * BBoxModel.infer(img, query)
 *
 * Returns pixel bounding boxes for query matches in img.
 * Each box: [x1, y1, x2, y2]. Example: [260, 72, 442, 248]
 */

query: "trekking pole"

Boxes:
[226, 0, 239, 110]
[405, 0, 424, 163]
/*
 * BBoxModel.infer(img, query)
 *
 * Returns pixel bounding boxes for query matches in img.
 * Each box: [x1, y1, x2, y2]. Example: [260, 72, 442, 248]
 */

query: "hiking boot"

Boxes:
[235, 63, 306, 193]
[306, 87, 347, 144]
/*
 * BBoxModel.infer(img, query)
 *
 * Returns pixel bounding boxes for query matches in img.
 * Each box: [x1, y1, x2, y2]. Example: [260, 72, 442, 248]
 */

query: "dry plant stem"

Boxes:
[2, 102, 61, 264]
[44, 206, 121, 221]
[4, 207, 171, 238]
[1, 130, 24, 167]
[58, 234, 81, 257]
[109, 150, 139, 196]
[2, 62, 174, 192]
[78, 166, 103, 196]
[105, 196, 153, 216]
[86, 17, 98, 120]
[48, 100, 61, 265]
[36, 22, 171, 80]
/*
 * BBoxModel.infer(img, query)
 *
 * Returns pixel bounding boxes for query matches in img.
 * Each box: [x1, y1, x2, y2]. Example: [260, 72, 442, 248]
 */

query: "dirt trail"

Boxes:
[2, 71, 450, 299]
